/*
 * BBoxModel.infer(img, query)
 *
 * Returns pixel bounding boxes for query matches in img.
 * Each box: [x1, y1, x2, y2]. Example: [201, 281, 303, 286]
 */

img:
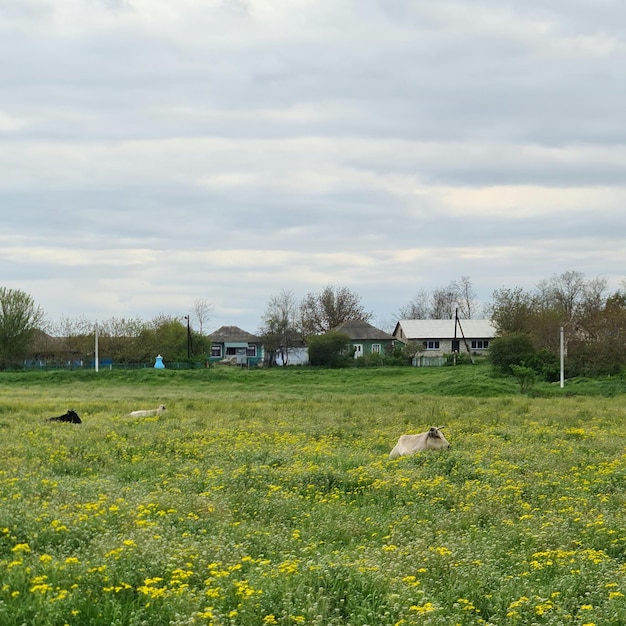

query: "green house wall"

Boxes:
[347, 339, 399, 357]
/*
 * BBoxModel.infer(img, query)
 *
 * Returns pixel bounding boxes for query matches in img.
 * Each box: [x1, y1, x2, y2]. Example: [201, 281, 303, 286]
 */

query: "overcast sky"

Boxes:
[2, 0, 625, 335]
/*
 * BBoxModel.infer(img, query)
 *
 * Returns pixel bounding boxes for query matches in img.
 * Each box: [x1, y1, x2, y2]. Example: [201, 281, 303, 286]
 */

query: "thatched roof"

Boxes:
[332, 320, 396, 341]
[209, 325, 261, 343]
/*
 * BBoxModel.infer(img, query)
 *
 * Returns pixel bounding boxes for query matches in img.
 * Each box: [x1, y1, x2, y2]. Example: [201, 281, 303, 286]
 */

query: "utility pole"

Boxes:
[94, 322, 99, 372]
[184, 315, 192, 359]
[560, 326, 564, 388]
[455, 308, 474, 364]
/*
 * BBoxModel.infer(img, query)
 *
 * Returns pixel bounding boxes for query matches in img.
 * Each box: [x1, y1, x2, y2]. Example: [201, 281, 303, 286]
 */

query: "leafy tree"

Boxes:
[567, 288, 626, 376]
[527, 308, 563, 354]
[488, 286, 538, 335]
[0, 287, 45, 369]
[300, 286, 371, 335]
[307, 331, 350, 367]
[489, 333, 536, 376]
[136, 315, 189, 362]
[135, 315, 210, 363]
[190, 332, 211, 360]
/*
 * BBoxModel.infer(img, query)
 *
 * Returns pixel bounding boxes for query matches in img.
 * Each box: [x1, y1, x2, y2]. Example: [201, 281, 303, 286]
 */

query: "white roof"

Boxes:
[395, 319, 497, 340]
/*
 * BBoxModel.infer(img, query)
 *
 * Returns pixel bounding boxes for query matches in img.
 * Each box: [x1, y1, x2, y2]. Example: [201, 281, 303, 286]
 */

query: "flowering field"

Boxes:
[0, 367, 625, 625]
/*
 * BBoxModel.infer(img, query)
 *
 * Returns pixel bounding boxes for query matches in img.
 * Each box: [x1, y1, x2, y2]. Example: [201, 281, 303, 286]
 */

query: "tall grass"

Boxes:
[0, 365, 625, 625]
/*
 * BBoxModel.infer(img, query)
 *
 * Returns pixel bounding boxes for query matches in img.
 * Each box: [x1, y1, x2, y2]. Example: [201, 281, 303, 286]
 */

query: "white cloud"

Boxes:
[0, 111, 23, 131]
[439, 185, 626, 218]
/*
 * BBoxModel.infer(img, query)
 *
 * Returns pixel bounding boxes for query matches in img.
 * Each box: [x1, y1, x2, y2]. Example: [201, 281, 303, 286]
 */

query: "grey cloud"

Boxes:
[2, 0, 625, 329]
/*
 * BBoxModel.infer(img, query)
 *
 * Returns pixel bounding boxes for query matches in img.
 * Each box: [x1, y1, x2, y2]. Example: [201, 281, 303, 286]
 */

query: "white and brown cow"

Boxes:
[389, 426, 450, 459]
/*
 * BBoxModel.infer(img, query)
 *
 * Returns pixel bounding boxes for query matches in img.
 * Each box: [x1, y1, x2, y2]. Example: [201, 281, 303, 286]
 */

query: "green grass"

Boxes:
[0, 365, 625, 625]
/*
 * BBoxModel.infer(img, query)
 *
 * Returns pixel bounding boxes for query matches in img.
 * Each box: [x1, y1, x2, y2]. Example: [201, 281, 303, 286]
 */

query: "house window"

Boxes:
[423, 341, 440, 350]
[211, 345, 222, 358]
[246, 345, 257, 357]
[372, 344, 381, 353]
[471, 340, 489, 350]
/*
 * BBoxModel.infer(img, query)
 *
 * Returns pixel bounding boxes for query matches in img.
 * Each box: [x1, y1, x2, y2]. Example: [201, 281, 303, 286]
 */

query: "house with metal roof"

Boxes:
[393, 319, 497, 360]
[334, 319, 402, 359]
[209, 325, 263, 366]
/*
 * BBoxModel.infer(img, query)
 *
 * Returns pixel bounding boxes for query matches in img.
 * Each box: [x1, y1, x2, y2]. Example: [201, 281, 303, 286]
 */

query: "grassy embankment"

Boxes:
[0, 365, 625, 625]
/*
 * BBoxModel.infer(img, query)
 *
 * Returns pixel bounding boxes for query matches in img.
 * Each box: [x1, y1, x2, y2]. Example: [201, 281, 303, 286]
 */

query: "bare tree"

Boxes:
[300, 285, 372, 335]
[50, 315, 94, 360]
[398, 277, 477, 321]
[52, 315, 93, 338]
[397, 289, 431, 319]
[450, 276, 477, 319]
[259, 289, 300, 366]
[537, 271, 587, 323]
[97, 316, 146, 362]
[191, 298, 212, 335]
[431, 286, 457, 319]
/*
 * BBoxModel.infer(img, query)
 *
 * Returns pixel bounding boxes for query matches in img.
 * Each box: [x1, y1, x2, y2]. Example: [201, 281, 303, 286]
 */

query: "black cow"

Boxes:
[46, 410, 82, 424]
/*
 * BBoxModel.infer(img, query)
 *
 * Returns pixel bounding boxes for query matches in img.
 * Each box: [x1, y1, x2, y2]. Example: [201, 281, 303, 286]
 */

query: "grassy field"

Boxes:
[0, 365, 625, 625]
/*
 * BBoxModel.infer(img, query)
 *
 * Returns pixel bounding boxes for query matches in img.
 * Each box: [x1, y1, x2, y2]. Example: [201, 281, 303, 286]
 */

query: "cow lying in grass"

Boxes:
[46, 410, 82, 424]
[389, 426, 450, 459]
[128, 405, 167, 417]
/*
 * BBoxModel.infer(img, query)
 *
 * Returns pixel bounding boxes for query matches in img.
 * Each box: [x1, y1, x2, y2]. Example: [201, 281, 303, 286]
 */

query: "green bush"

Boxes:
[525, 348, 560, 382]
[489, 332, 536, 375]
[307, 331, 351, 367]
[445, 352, 471, 366]
[352, 348, 410, 367]
[510, 364, 536, 393]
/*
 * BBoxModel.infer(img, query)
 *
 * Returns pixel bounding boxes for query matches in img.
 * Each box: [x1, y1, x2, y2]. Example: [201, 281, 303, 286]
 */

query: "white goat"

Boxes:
[389, 426, 450, 459]
[128, 405, 167, 417]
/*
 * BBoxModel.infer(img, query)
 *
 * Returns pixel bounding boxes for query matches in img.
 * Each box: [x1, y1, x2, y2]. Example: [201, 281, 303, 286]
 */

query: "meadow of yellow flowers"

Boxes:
[0, 366, 625, 625]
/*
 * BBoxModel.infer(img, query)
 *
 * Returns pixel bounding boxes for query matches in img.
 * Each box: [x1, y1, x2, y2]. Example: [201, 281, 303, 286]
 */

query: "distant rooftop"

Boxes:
[394, 319, 497, 340]
[209, 325, 261, 342]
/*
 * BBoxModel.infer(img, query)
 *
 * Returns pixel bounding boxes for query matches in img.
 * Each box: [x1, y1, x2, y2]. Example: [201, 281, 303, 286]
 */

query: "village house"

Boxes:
[334, 319, 401, 358]
[393, 319, 497, 363]
[208, 325, 264, 366]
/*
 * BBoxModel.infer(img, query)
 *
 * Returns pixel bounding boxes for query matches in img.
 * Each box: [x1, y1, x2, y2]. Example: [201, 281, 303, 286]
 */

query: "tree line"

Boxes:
[0, 292, 214, 369]
[0, 271, 625, 375]
[488, 271, 626, 378]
